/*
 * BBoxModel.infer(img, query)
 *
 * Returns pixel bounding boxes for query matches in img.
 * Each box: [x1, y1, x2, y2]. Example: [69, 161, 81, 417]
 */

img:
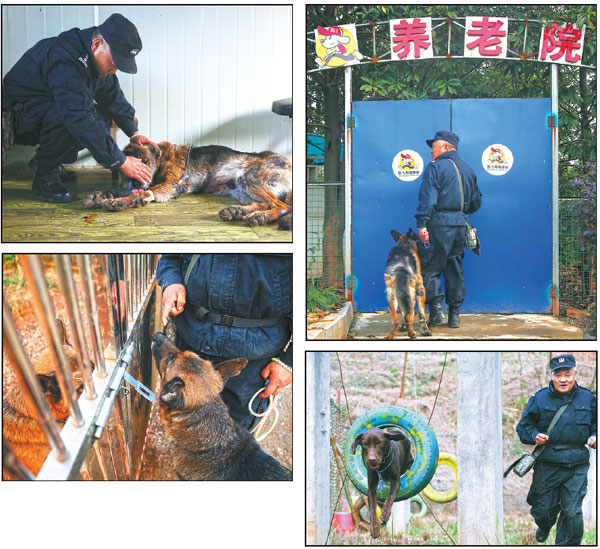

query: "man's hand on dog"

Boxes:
[162, 284, 186, 326]
[260, 361, 292, 398]
[535, 433, 549, 446]
[119, 155, 153, 186]
[131, 133, 160, 153]
[418, 227, 429, 244]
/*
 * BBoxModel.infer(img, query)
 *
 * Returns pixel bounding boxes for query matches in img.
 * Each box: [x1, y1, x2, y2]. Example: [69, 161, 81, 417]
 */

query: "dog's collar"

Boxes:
[377, 443, 395, 474]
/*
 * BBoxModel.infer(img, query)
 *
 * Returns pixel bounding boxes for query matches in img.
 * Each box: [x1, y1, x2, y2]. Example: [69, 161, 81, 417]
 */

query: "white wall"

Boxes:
[2, 5, 292, 166]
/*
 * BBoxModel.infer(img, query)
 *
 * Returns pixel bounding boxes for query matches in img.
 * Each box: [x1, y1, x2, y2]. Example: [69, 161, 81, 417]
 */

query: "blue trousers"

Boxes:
[419, 225, 466, 308]
[527, 461, 589, 545]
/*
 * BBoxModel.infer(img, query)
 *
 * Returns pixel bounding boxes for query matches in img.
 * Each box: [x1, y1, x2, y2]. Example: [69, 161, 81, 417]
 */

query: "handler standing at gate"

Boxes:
[416, 130, 482, 328]
[516, 354, 596, 545]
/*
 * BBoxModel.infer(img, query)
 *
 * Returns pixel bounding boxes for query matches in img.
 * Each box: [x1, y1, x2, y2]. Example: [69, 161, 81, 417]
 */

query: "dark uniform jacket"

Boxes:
[2, 26, 137, 171]
[156, 254, 293, 364]
[516, 382, 596, 466]
[416, 150, 482, 229]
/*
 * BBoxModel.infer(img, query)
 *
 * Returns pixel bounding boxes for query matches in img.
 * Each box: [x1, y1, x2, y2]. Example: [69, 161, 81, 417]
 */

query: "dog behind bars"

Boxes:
[2, 320, 84, 479]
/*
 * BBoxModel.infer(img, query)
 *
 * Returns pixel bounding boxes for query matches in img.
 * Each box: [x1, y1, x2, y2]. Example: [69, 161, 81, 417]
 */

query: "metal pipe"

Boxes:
[53, 254, 97, 400]
[125, 254, 133, 325]
[100, 254, 117, 355]
[112, 254, 126, 350]
[344, 66, 353, 299]
[18, 255, 84, 426]
[3, 298, 69, 462]
[78, 255, 107, 377]
[551, 63, 559, 312]
[3, 440, 35, 480]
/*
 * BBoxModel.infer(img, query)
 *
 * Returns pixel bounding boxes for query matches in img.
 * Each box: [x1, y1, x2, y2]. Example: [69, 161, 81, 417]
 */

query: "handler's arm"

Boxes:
[415, 164, 438, 229]
[47, 62, 126, 171]
[516, 395, 541, 446]
[156, 255, 187, 326]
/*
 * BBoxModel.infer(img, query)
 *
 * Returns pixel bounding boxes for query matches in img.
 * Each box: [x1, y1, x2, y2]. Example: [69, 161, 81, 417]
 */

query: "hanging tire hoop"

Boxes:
[410, 495, 429, 518]
[343, 406, 439, 503]
[422, 452, 458, 503]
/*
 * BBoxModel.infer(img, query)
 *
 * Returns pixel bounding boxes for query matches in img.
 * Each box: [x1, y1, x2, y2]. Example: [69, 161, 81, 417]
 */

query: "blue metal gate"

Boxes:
[352, 98, 552, 313]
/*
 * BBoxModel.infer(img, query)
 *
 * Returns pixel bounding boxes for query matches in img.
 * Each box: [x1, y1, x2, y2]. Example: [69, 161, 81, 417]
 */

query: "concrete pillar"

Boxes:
[306, 352, 331, 545]
[583, 448, 596, 521]
[457, 352, 504, 544]
[388, 499, 411, 533]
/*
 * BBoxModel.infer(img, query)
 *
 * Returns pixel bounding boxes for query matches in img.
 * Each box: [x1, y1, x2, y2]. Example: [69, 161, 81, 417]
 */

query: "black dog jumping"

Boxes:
[351, 427, 413, 538]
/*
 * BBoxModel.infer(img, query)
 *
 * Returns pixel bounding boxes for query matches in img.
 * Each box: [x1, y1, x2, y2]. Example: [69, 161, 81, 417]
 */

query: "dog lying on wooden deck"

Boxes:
[82, 142, 292, 230]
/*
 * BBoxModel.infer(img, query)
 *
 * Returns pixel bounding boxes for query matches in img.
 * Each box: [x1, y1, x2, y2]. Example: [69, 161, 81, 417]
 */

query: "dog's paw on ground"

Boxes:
[218, 205, 244, 221]
[82, 191, 113, 209]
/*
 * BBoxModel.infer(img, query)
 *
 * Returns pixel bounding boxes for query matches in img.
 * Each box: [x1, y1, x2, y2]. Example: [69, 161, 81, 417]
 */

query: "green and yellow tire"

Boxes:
[422, 452, 458, 503]
[343, 406, 439, 503]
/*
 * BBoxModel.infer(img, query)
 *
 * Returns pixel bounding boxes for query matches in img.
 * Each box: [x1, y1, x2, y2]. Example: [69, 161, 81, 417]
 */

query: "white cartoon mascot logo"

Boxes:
[315, 25, 364, 68]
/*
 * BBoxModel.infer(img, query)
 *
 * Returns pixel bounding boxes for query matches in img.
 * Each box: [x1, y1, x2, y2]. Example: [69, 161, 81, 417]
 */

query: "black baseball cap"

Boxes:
[98, 13, 142, 74]
[426, 130, 460, 148]
[550, 354, 576, 372]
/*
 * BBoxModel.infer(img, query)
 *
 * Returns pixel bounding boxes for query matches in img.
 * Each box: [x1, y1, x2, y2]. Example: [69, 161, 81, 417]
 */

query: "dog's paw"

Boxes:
[82, 191, 113, 209]
[422, 327, 432, 337]
[408, 330, 418, 340]
[219, 205, 244, 221]
[370, 522, 381, 538]
[380, 509, 391, 524]
[277, 213, 292, 230]
[244, 212, 270, 226]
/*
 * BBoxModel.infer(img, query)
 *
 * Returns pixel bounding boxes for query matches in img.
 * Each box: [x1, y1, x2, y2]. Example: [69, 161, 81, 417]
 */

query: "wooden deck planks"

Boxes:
[2, 167, 291, 242]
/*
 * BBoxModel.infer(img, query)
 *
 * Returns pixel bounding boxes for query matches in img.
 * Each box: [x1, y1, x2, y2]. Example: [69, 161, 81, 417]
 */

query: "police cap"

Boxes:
[98, 13, 142, 74]
[426, 130, 459, 148]
[550, 354, 576, 372]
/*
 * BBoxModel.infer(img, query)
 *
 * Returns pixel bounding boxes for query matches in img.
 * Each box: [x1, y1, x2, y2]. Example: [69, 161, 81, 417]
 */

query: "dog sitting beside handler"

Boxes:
[514, 354, 596, 545]
[2, 13, 156, 202]
[156, 253, 292, 431]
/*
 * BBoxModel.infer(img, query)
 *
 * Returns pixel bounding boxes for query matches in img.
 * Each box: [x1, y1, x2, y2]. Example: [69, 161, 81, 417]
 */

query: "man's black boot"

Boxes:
[32, 171, 73, 203]
[428, 300, 447, 327]
[29, 156, 77, 182]
[448, 307, 460, 328]
[56, 164, 78, 182]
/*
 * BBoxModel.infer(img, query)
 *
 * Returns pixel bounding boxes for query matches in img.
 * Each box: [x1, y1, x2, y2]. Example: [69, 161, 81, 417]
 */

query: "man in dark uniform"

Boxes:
[2, 13, 156, 202]
[156, 254, 293, 430]
[516, 354, 597, 545]
[416, 130, 482, 328]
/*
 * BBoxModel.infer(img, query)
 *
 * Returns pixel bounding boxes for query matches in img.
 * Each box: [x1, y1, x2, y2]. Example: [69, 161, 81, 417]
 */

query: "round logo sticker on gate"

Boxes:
[482, 144, 514, 176]
[392, 150, 424, 181]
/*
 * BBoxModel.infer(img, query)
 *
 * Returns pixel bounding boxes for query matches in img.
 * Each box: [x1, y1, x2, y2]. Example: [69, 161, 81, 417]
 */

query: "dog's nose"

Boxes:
[153, 332, 166, 342]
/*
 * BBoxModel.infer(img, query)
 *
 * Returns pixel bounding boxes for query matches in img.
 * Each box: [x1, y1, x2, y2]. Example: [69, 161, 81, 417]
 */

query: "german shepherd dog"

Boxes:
[3, 320, 84, 479]
[385, 229, 431, 340]
[82, 142, 292, 230]
[151, 332, 292, 480]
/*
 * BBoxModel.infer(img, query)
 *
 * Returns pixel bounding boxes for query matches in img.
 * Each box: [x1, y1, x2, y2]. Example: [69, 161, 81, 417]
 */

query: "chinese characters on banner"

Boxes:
[389, 17, 433, 60]
[464, 17, 508, 58]
[538, 22, 586, 66]
[314, 18, 586, 67]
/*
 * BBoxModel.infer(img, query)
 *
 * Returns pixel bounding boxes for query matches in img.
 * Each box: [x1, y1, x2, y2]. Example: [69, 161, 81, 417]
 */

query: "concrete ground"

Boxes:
[349, 312, 583, 340]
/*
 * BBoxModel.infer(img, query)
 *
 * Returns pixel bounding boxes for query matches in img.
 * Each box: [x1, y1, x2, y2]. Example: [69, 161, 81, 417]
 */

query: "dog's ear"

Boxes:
[351, 433, 363, 453]
[385, 430, 409, 443]
[56, 318, 69, 345]
[37, 373, 62, 403]
[213, 359, 248, 382]
[390, 230, 402, 242]
[160, 377, 185, 409]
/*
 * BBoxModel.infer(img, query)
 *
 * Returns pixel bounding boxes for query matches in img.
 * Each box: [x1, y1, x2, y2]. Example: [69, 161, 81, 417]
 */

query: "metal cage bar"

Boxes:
[2, 254, 160, 480]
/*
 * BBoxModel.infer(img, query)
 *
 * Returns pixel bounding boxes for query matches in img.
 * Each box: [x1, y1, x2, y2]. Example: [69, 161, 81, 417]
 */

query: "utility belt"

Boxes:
[544, 443, 586, 450]
[190, 304, 283, 328]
